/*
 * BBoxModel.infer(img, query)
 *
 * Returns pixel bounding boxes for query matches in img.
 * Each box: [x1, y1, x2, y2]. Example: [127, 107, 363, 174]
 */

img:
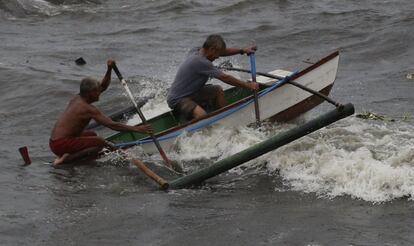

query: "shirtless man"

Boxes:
[49, 59, 152, 166]
[167, 34, 259, 120]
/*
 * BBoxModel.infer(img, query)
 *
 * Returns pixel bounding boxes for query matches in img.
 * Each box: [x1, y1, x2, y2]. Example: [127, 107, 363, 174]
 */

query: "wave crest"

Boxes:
[0, 0, 100, 18]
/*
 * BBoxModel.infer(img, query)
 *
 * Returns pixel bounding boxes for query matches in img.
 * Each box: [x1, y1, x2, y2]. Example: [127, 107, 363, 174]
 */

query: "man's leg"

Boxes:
[192, 105, 208, 119]
[53, 146, 103, 166]
[175, 98, 202, 121]
[193, 84, 227, 111]
[177, 85, 227, 121]
[190, 85, 227, 120]
[213, 86, 227, 108]
[52, 136, 107, 166]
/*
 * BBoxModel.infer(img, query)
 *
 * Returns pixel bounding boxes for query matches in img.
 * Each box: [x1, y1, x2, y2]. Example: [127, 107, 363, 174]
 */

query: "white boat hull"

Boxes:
[121, 52, 339, 155]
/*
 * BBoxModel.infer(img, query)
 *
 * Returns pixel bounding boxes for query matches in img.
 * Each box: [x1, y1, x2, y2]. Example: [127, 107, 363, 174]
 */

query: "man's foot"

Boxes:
[53, 153, 70, 167]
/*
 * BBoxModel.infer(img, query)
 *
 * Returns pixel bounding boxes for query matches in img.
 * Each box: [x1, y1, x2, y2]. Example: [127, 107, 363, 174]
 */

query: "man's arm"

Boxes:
[217, 72, 259, 91]
[220, 45, 257, 57]
[90, 106, 153, 134]
[100, 59, 115, 92]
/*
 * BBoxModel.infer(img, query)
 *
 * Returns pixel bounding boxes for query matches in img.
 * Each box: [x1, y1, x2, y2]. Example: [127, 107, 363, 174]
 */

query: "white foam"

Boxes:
[17, 0, 61, 16]
[125, 77, 172, 125]
[10, 0, 101, 17]
[169, 115, 414, 202]
[266, 117, 414, 202]
[174, 125, 267, 161]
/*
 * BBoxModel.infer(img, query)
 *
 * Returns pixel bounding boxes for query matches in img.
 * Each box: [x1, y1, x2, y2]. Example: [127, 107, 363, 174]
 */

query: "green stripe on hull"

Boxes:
[106, 86, 255, 144]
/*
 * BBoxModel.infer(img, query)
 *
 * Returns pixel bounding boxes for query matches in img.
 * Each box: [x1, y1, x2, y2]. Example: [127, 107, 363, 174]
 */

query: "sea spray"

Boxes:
[123, 80, 414, 202]
[267, 117, 414, 202]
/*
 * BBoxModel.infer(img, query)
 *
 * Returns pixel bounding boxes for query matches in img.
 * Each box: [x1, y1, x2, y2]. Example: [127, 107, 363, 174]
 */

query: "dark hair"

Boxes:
[80, 77, 100, 97]
[202, 34, 226, 50]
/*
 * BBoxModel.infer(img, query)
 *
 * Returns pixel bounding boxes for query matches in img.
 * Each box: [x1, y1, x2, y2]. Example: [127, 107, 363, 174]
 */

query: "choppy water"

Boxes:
[1, 0, 414, 245]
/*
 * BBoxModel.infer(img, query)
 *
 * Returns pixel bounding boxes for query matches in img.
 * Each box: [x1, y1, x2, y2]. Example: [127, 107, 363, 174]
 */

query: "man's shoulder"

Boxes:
[70, 96, 99, 113]
[185, 48, 211, 67]
[84, 103, 100, 114]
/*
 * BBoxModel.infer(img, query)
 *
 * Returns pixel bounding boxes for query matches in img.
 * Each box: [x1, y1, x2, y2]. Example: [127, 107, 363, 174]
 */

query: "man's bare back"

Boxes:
[51, 95, 97, 140]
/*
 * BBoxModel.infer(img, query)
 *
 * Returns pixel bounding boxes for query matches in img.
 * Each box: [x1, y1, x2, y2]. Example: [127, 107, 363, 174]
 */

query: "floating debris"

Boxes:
[356, 112, 412, 122]
[302, 58, 316, 65]
[356, 112, 395, 122]
[18, 146, 31, 165]
[407, 73, 413, 80]
[75, 57, 86, 66]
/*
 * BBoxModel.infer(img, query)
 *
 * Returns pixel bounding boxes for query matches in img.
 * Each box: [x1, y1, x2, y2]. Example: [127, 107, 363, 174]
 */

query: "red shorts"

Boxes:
[49, 131, 104, 157]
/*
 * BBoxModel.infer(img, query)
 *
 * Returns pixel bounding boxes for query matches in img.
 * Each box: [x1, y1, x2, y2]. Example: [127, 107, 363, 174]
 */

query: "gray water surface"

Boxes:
[1, 0, 414, 245]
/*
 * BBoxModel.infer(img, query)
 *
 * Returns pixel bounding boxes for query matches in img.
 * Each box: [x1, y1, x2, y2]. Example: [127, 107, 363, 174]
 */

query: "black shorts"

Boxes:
[174, 84, 222, 120]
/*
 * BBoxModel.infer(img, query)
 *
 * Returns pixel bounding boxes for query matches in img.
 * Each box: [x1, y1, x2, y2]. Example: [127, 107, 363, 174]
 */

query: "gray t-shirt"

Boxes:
[167, 47, 221, 108]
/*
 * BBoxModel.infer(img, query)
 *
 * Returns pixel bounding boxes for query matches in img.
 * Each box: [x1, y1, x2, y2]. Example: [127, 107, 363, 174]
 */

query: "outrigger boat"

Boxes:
[104, 51, 340, 154]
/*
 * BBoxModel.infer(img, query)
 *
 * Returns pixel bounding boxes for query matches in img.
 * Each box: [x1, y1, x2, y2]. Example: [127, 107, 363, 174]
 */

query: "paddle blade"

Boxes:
[249, 53, 257, 81]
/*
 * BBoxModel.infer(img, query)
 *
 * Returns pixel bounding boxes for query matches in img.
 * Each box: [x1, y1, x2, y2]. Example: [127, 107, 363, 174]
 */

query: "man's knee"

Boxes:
[211, 85, 224, 94]
[211, 85, 224, 101]
[83, 136, 107, 150]
[192, 105, 207, 119]
[95, 137, 107, 147]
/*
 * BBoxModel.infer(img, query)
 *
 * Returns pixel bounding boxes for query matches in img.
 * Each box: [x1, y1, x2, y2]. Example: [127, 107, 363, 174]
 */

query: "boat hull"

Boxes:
[107, 51, 340, 154]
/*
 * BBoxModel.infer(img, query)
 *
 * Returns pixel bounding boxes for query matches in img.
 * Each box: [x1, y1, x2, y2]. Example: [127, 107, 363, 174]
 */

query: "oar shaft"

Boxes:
[131, 159, 169, 190]
[222, 67, 341, 107]
[287, 80, 340, 107]
[117, 149, 169, 190]
[112, 64, 173, 169]
[249, 53, 261, 127]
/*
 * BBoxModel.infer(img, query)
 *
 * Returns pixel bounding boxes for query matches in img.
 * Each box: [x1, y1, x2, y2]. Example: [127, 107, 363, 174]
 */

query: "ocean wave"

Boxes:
[266, 117, 414, 203]
[319, 8, 382, 17]
[213, 0, 251, 13]
[148, 113, 414, 203]
[83, 27, 157, 38]
[0, 0, 100, 18]
[136, 0, 202, 15]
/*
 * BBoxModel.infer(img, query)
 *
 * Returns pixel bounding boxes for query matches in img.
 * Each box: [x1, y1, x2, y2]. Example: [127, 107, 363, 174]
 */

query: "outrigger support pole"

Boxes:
[222, 66, 342, 108]
[169, 103, 355, 189]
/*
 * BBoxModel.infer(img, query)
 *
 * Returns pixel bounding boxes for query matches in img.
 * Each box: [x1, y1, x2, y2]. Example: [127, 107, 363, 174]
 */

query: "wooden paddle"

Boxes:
[249, 53, 261, 127]
[111, 63, 183, 173]
[115, 149, 169, 189]
[132, 159, 169, 190]
[221, 66, 342, 108]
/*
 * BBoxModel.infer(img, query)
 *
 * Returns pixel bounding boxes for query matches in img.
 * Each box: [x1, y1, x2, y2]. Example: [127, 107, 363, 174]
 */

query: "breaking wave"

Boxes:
[143, 112, 414, 203]
[122, 75, 414, 203]
[0, 0, 100, 18]
[266, 117, 414, 203]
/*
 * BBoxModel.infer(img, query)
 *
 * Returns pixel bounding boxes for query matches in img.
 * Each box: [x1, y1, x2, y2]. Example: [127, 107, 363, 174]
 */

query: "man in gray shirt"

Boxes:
[167, 34, 259, 121]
